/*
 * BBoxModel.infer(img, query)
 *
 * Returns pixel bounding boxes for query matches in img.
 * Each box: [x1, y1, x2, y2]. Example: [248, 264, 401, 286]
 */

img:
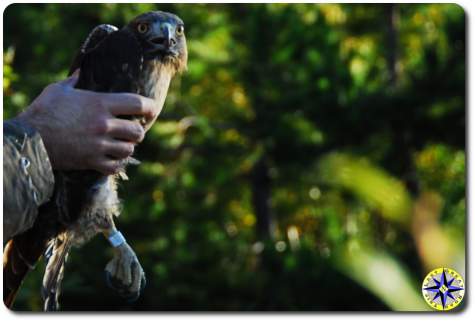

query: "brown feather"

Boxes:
[3, 227, 50, 308]
[42, 234, 72, 311]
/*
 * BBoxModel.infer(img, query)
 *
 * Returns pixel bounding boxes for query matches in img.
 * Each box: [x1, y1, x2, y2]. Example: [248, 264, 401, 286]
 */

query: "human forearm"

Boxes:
[3, 118, 55, 241]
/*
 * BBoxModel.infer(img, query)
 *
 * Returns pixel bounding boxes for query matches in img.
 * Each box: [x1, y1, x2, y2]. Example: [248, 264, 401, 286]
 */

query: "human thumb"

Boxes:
[60, 69, 80, 88]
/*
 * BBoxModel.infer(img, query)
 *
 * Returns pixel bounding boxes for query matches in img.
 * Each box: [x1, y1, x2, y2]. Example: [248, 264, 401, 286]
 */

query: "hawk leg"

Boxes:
[102, 225, 146, 302]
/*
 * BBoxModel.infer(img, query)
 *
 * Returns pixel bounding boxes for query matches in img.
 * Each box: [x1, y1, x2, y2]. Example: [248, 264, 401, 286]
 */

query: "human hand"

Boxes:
[17, 71, 161, 174]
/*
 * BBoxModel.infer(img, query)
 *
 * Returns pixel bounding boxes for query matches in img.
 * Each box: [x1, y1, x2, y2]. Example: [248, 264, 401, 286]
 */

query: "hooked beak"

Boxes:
[146, 22, 178, 58]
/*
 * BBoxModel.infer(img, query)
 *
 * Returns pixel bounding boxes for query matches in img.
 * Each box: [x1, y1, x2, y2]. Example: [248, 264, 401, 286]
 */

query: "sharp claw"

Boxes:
[105, 270, 113, 289]
[104, 268, 146, 302]
[124, 260, 133, 286]
[105, 271, 124, 290]
[125, 291, 141, 303]
[140, 274, 146, 293]
[124, 273, 146, 303]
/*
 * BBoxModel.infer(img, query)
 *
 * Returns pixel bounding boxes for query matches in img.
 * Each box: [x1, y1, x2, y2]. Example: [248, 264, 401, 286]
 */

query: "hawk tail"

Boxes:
[42, 233, 72, 311]
[3, 232, 46, 309]
[3, 240, 24, 308]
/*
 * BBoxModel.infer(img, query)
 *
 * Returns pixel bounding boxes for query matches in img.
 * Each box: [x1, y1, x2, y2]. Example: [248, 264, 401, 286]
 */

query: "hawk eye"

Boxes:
[137, 23, 149, 34]
[176, 25, 185, 36]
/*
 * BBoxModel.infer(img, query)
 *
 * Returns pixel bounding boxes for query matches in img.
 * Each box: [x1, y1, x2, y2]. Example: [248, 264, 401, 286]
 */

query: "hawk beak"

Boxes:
[161, 23, 174, 48]
[147, 22, 177, 57]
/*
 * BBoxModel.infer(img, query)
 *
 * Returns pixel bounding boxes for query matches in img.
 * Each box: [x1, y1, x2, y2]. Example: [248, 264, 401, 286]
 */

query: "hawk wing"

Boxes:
[69, 24, 119, 75]
[72, 24, 144, 93]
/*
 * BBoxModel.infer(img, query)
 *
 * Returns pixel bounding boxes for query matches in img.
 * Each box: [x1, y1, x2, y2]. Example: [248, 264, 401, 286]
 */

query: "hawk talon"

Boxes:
[104, 270, 146, 302]
[104, 242, 146, 301]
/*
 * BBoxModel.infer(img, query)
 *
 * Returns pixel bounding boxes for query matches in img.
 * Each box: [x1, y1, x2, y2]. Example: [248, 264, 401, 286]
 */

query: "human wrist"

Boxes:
[15, 109, 56, 167]
[3, 117, 55, 207]
[10, 110, 39, 137]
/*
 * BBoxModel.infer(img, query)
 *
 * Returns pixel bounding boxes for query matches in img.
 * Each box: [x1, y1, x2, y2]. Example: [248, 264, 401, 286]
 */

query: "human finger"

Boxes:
[107, 119, 145, 143]
[102, 140, 135, 160]
[95, 158, 122, 175]
[59, 70, 80, 88]
[102, 93, 157, 122]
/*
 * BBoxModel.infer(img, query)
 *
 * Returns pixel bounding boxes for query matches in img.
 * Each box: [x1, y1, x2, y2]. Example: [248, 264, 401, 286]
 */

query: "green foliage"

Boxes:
[318, 153, 412, 226]
[3, 3, 465, 311]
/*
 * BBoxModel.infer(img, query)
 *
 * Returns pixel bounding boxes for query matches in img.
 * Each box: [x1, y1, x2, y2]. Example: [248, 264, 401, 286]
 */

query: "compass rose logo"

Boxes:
[422, 267, 465, 311]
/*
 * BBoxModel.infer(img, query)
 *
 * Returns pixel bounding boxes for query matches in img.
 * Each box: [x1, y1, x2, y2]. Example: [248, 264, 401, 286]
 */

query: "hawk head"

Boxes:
[127, 11, 188, 73]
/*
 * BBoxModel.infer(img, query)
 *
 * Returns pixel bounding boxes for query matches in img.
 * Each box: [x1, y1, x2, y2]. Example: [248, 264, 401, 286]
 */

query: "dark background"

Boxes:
[3, 3, 465, 311]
